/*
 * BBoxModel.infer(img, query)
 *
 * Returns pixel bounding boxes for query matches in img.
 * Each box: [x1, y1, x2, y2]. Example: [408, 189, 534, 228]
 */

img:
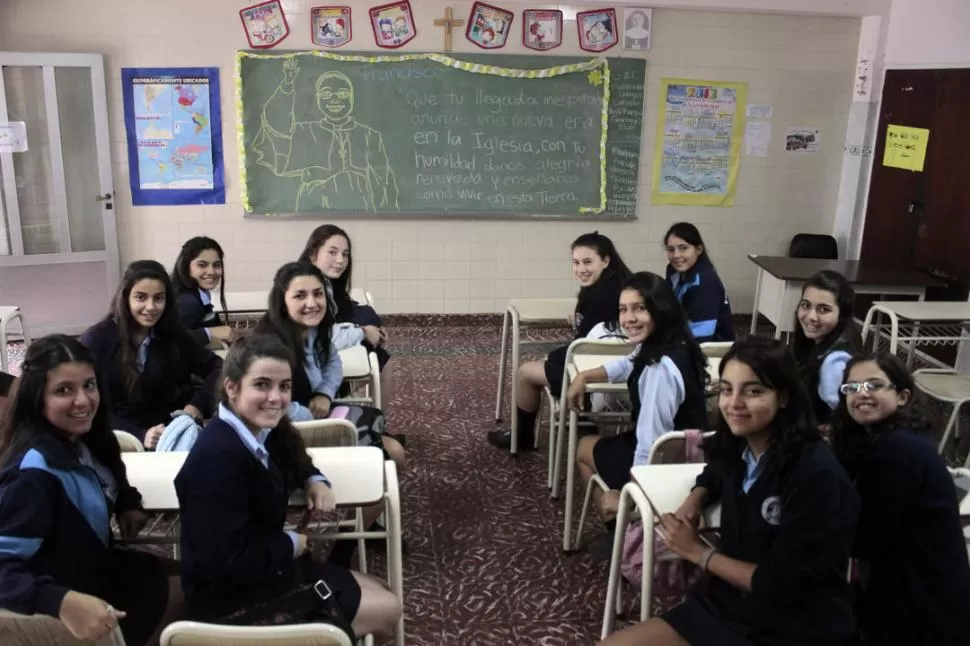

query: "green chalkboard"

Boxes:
[238, 52, 644, 219]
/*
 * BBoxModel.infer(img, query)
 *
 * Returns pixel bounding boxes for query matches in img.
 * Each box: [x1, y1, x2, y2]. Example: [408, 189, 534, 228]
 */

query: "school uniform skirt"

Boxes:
[98, 548, 174, 646]
[662, 590, 757, 646]
[544, 344, 570, 396]
[592, 431, 638, 490]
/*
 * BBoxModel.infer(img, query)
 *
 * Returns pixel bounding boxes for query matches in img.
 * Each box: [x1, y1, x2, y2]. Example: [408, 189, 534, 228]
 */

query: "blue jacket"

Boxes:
[174, 416, 325, 620]
[174, 286, 224, 348]
[666, 254, 735, 343]
[0, 430, 143, 617]
[81, 317, 222, 442]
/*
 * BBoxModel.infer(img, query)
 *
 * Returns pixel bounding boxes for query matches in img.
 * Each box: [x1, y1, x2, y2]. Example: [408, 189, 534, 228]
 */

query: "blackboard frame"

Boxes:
[237, 50, 645, 221]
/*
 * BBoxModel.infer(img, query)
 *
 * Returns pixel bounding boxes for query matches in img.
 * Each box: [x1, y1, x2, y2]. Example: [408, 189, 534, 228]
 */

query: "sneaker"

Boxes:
[486, 429, 536, 451]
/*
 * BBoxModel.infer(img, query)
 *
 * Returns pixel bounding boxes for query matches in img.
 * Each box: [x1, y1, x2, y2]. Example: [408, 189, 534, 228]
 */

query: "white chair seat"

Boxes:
[913, 371, 970, 401]
[338, 345, 370, 378]
[161, 620, 353, 646]
[508, 298, 576, 322]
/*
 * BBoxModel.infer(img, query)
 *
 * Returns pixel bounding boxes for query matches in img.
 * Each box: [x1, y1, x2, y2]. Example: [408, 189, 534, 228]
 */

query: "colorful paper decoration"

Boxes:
[466, 2, 514, 50]
[369, 1, 416, 49]
[311, 6, 352, 48]
[239, 1, 291, 49]
[522, 9, 562, 51]
[577, 8, 618, 53]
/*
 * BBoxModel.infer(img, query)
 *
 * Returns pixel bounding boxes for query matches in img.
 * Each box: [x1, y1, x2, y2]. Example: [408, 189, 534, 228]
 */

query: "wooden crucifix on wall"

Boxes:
[433, 6, 465, 52]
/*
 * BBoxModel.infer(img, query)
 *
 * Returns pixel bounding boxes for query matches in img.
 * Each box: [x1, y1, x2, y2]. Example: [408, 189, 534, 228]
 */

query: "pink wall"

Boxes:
[0, 262, 110, 335]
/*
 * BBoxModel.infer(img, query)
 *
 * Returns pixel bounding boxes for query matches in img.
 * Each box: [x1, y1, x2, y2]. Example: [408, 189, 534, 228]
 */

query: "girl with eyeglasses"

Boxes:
[791, 270, 862, 427]
[832, 352, 970, 645]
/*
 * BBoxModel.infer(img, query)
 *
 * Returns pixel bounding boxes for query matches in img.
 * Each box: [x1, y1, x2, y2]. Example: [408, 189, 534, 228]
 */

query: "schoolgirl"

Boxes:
[664, 222, 734, 343]
[174, 333, 401, 640]
[833, 352, 970, 645]
[792, 270, 862, 426]
[81, 260, 222, 449]
[570, 272, 709, 552]
[0, 335, 179, 646]
[600, 336, 860, 646]
[171, 236, 236, 347]
[488, 232, 632, 450]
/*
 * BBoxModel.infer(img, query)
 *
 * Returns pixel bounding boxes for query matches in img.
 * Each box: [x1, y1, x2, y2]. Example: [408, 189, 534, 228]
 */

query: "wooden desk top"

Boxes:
[748, 255, 944, 288]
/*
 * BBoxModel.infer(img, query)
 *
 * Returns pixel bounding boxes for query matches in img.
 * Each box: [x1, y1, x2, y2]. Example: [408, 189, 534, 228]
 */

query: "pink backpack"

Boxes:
[621, 430, 706, 590]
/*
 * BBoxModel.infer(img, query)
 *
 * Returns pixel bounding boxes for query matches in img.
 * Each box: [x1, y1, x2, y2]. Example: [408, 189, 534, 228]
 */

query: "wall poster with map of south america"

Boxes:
[121, 67, 225, 205]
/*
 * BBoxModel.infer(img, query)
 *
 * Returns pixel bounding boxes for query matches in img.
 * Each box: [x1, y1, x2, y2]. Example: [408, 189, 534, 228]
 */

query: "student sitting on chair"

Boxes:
[0, 335, 180, 646]
[254, 261, 404, 474]
[832, 352, 970, 646]
[81, 260, 222, 450]
[568, 272, 709, 557]
[171, 236, 237, 348]
[488, 232, 632, 451]
[600, 336, 860, 646]
[792, 270, 862, 428]
[174, 334, 401, 641]
[664, 222, 734, 343]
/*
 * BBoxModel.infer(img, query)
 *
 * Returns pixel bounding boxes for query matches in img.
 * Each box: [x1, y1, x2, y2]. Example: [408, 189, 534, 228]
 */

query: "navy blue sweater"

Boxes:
[174, 287, 224, 348]
[175, 417, 324, 620]
[81, 317, 222, 441]
[693, 440, 859, 645]
[666, 254, 734, 343]
[852, 428, 970, 645]
[0, 431, 143, 617]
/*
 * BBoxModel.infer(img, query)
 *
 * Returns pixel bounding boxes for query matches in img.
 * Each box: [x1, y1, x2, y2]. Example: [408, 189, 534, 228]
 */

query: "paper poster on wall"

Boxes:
[522, 9, 561, 51]
[0, 122, 28, 153]
[121, 67, 225, 206]
[311, 6, 352, 48]
[883, 124, 930, 171]
[652, 79, 747, 206]
[744, 122, 771, 157]
[746, 104, 772, 119]
[621, 7, 652, 50]
[785, 127, 819, 153]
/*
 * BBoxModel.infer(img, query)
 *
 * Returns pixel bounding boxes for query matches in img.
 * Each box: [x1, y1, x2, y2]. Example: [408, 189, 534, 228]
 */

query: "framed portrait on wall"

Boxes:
[311, 6, 352, 48]
[239, 0, 291, 49]
[369, 1, 416, 49]
[622, 7, 652, 50]
[522, 9, 562, 51]
[466, 2, 514, 49]
[577, 9, 618, 53]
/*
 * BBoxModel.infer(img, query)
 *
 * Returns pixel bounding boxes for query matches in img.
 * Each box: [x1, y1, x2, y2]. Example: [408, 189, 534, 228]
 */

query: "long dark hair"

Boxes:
[218, 333, 313, 489]
[299, 224, 355, 320]
[572, 232, 632, 319]
[664, 222, 713, 264]
[791, 270, 862, 395]
[172, 236, 228, 322]
[0, 335, 127, 487]
[831, 352, 921, 476]
[258, 262, 335, 373]
[109, 260, 181, 401]
[704, 336, 820, 476]
[624, 272, 708, 384]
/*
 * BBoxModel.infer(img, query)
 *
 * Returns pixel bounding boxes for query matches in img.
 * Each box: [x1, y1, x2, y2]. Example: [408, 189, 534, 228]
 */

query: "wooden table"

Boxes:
[748, 255, 943, 338]
[122, 446, 405, 646]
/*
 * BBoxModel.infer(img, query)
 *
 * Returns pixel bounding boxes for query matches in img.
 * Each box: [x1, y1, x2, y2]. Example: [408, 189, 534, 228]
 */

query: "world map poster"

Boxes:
[122, 67, 225, 205]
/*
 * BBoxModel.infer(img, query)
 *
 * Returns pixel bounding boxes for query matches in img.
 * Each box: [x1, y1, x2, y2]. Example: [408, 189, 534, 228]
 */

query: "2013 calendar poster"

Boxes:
[652, 78, 747, 207]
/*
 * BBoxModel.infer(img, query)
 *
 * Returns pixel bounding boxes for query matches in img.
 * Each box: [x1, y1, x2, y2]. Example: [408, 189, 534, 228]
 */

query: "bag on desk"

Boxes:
[621, 429, 705, 591]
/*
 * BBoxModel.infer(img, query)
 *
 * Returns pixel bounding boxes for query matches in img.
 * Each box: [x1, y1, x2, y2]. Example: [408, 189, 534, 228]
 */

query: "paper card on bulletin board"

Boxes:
[652, 79, 747, 206]
[883, 124, 929, 172]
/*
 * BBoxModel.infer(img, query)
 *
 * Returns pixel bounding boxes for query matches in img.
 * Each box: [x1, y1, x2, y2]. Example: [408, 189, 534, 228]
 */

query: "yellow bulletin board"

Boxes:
[883, 124, 930, 172]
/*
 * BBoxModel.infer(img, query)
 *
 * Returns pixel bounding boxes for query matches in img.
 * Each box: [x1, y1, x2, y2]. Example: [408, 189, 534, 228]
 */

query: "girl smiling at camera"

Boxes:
[82, 260, 222, 450]
[601, 336, 859, 646]
[488, 232, 632, 451]
[171, 236, 237, 347]
[0, 336, 180, 646]
[832, 352, 970, 646]
[664, 222, 734, 343]
[792, 270, 862, 427]
[174, 334, 400, 641]
[568, 272, 709, 556]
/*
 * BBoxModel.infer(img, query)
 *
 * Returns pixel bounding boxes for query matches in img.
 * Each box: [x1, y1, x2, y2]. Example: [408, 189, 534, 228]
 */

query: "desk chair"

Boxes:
[788, 233, 838, 260]
[912, 369, 970, 466]
[337, 346, 382, 409]
[114, 430, 145, 453]
[494, 298, 576, 429]
[0, 610, 125, 646]
[349, 287, 376, 309]
[161, 621, 352, 646]
[0, 306, 32, 373]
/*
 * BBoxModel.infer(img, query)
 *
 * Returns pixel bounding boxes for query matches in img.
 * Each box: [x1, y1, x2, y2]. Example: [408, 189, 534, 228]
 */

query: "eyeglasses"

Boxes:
[839, 380, 896, 395]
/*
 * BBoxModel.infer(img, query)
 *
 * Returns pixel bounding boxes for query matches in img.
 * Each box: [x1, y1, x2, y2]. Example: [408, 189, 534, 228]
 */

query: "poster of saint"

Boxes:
[622, 7, 652, 50]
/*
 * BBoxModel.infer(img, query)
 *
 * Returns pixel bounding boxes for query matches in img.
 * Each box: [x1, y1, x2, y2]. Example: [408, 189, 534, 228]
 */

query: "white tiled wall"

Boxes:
[0, 0, 860, 314]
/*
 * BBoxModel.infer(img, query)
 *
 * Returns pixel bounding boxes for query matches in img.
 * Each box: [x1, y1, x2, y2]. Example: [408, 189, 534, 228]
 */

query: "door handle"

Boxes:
[95, 192, 113, 202]
[907, 199, 924, 215]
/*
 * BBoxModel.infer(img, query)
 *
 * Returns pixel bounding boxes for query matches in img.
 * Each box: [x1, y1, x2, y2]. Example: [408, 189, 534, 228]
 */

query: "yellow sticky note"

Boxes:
[883, 124, 930, 172]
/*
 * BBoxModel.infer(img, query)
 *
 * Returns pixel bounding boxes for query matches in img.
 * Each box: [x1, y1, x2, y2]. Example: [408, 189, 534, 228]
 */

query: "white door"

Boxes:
[0, 52, 119, 336]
